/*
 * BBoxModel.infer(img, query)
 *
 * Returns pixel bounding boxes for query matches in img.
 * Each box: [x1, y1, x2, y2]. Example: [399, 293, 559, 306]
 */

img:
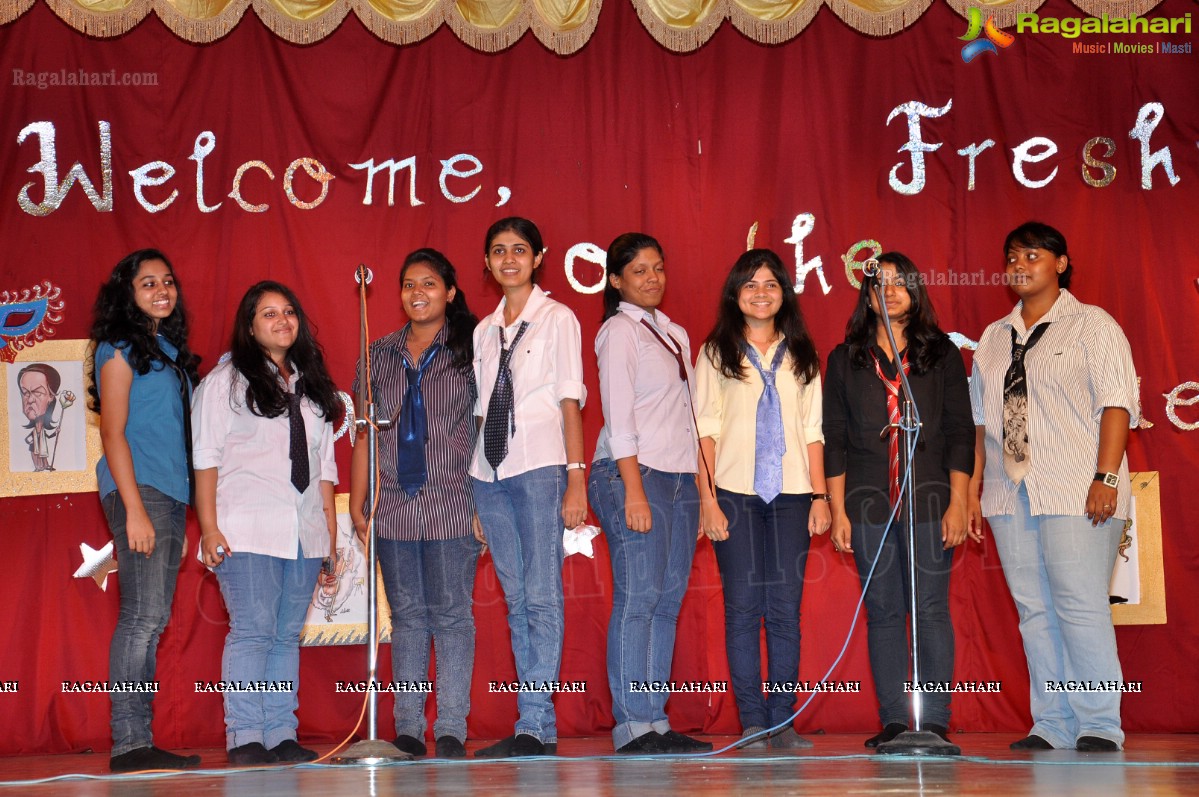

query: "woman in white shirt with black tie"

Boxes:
[192, 281, 341, 766]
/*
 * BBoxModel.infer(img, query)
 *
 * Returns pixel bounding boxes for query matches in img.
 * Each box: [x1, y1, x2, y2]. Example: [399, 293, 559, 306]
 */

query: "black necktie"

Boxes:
[395, 342, 441, 496]
[287, 380, 309, 494]
[1002, 323, 1049, 484]
[483, 321, 530, 470]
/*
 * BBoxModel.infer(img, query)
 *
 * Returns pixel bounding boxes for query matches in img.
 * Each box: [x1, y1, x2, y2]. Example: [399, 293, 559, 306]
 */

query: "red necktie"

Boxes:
[871, 350, 909, 505]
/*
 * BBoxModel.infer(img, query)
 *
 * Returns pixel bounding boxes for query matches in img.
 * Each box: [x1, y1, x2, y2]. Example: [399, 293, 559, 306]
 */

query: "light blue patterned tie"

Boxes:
[744, 342, 788, 503]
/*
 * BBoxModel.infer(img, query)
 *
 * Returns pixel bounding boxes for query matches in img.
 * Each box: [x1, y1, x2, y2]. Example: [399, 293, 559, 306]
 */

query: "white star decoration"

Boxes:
[73, 541, 117, 590]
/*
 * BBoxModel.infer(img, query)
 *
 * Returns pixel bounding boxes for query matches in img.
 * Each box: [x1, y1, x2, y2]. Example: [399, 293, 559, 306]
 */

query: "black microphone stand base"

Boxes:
[876, 730, 961, 757]
[331, 738, 413, 765]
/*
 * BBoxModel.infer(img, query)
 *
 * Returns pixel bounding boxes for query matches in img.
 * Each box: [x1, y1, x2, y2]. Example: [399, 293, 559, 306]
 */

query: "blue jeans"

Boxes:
[987, 486, 1124, 748]
[712, 489, 812, 730]
[589, 459, 699, 750]
[214, 544, 322, 750]
[378, 535, 480, 742]
[104, 485, 187, 756]
[851, 518, 955, 728]
[471, 466, 566, 744]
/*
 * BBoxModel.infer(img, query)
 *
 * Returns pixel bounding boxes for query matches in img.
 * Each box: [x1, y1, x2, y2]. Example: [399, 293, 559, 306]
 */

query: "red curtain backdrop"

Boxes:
[1, 0, 1197, 754]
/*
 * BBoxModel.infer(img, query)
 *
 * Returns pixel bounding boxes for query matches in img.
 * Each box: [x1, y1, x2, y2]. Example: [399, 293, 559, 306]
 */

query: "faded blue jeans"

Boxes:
[988, 486, 1124, 749]
[214, 543, 321, 750]
[471, 465, 566, 744]
[378, 535, 480, 743]
[104, 485, 188, 756]
[589, 459, 699, 750]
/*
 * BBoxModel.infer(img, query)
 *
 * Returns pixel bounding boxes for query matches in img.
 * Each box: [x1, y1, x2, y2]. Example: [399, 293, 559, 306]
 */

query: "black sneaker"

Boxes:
[435, 736, 467, 758]
[616, 731, 669, 754]
[512, 733, 546, 756]
[865, 723, 908, 749]
[660, 730, 713, 753]
[1009, 734, 1054, 750]
[1076, 736, 1120, 752]
[393, 734, 427, 756]
[227, 742, 278, 765]
[110, 746, 201, 772]
[270, 739, 317, 762]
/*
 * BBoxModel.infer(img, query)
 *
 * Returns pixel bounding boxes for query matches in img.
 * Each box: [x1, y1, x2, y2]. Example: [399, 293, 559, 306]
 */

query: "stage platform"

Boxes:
[2, 735, 1196, 796]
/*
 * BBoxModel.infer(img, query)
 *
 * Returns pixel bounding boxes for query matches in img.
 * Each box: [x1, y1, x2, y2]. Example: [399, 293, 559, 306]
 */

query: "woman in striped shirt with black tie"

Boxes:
[970, 221, 1138, 753]
[349, 250, 480, 759]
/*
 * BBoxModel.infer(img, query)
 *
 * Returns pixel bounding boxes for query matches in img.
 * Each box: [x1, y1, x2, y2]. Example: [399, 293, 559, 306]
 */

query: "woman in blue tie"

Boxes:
[349, 249, 481, 758]
[823, 253, 975, 749]
[588, 232, 710, 754]
[695, 249, 829, 750]
[192, 281, 342, 765]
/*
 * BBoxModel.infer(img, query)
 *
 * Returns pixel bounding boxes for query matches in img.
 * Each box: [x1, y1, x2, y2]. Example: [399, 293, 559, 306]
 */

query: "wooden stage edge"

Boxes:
[2, 735, 1197, 796]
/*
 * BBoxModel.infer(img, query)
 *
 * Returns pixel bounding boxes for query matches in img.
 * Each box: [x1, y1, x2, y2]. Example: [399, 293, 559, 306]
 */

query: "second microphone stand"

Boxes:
[868, 269, 960, 758]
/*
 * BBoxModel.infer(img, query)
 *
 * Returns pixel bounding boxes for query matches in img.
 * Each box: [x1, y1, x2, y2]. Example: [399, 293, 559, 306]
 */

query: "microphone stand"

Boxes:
[333, 265, 410, 765]
[867, 269, 960, 758]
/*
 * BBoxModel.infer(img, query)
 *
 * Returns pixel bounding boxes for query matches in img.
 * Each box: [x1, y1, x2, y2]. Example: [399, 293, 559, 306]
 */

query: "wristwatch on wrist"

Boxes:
[810, 493, 832, 503]
[1094, 472, 1119, 488]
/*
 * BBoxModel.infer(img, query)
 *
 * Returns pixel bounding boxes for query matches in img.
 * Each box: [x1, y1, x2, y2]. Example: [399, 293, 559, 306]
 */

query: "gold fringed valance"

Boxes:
[0, 0, 1175, 53]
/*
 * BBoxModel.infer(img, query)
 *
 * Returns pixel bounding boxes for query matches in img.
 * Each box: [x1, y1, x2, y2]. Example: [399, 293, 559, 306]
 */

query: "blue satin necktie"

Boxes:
[744, 342, 788, 503]
[395, 342, 442, 496]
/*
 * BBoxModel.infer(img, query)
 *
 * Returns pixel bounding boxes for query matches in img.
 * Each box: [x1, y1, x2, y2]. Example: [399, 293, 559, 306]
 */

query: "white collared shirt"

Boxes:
[470, 285, 587, 481]
[970, 289, 1139, 519]
[593, 301, 698, 474]
[191, 359, 337, 558]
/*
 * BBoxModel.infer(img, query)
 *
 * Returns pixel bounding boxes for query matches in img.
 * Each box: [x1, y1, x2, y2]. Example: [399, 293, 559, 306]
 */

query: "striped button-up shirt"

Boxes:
[355, 324, 476, 541]
[970, 290, 1139, 519]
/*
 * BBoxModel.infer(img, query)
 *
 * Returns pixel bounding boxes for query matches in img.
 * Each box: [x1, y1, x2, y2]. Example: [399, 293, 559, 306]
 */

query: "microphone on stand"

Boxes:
[354, 264, 374, 285]
[863, 258, 881, 278]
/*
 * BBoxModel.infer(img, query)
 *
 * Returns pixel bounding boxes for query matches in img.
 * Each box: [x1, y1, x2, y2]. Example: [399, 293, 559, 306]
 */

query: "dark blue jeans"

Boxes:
[103, 484, 187, 756]
[589, 459, 699, 750]
[851, 518, 955, 728]
[712, 489, 812, 730]
[378, 535, 480, 743]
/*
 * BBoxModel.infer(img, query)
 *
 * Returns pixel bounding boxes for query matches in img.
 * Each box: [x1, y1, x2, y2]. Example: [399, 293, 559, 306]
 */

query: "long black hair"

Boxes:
[86, 248, 200, 412]
[845, 251, 948, 375]
[401, 248, 477, 371]
[1004, 221, 1073, 289]
[229, 281, 341, 421]
[602, 232, 662, 321]
[702, 248, 819, 383]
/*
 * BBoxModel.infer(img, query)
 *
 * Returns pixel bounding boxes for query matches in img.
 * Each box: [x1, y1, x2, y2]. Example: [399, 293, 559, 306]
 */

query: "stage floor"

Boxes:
[2, 735, 1197, 796]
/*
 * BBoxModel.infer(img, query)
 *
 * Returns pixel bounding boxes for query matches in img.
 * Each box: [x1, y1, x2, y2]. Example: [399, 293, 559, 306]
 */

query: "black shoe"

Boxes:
[110, 746, 201, 772]
[435, 736, 466, 758]
[660, 730, 713, 753]
[270, 739, 317, 762]
[617, 731, 669, 754]
[1010, 734, 1054, 750]
[865, 723, 907, 749]
[512, 733, 546, 756]
[475, 735, 516, 758]
[1076, 736, 1120, 752]
[393, 734, 427, 756]
[227, 742, 278, 765]
[924, 724, 952, 744]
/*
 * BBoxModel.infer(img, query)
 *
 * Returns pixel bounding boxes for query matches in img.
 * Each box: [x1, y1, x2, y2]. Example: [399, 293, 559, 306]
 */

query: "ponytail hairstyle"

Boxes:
[602, 232, 663, 321]
[400, 248, 477, 371]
